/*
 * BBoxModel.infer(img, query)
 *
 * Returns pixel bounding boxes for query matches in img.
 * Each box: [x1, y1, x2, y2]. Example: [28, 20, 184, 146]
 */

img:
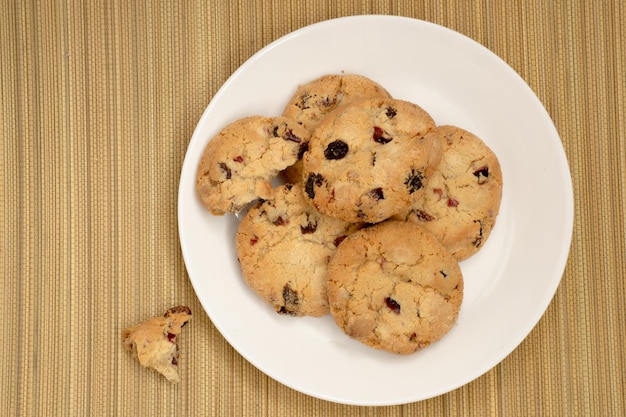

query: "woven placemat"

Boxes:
[1, 1, 624, 416]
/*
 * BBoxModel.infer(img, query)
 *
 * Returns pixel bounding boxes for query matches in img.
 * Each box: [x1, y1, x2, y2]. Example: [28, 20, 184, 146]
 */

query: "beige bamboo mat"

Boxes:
[1, 1, 624, 416]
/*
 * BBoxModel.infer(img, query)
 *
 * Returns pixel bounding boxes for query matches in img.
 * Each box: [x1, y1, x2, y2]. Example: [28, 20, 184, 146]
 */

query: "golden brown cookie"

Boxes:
[302, 97, 440, 223]
[122, 306, 192, 383]
[394, 125, 503, 260]
[235, 183, 359, 317]
[196, 116, 310, 215]
[280, 74, 392, 184]
[327, 221, 463, 355]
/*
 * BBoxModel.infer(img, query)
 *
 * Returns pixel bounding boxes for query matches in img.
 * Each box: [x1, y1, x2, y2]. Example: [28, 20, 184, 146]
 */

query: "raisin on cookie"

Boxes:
[236, 183, 359, 317]
[394, 125, 503, 260]
[302, 98, 441, 223]
[327, 221, 463, 355]
[122, 306, 192, 383]
[196, 116, 310, 215]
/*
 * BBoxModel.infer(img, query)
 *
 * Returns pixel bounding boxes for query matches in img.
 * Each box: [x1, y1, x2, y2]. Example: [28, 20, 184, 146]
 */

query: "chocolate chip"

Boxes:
[297, 93, 311, 110]
[324, 140, 349, 160]
[473, 166, 489, 184]
[385, 107, 397, 119]
[333, 235, 347, 247]
[440, 270, 448, 278]
[219, 162, 232, 180]
[297, 141, 309, 159]
[369, 187, 385, 200]
[164, 306, 192, 317]
[278, 284, 300, 315]
[385, 297, 401, 314]
[405, 169, 425, 193]
[305, 173, 325, 199]
[472, 220, 484, 247]
[373, 126, 393, 144]
[300, 214, 318, 234]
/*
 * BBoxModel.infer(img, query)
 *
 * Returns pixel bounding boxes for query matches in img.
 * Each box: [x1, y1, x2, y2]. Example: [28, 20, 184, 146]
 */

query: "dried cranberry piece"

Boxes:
[413, 210, 434, 222]
[324, 140, 349, 160]
[385, 297, 401, 314]
[218, 162, 232, 179]
[250, 236, 259, 246]
[284, 129, 302, 143]
[167, 332, 176, 343]
[305, 173, 325, 199]
[272, 216, 288, 226]
[405, 169, 425, 193]
[447, 198, 459, 207]
[433, 188, 443, 200]
[233, 155, 244, 163]
[373, 126, 392, 144]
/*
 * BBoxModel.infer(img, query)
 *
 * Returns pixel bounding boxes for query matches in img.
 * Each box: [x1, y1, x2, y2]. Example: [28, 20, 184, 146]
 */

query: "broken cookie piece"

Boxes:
[122, 306, 192, 383]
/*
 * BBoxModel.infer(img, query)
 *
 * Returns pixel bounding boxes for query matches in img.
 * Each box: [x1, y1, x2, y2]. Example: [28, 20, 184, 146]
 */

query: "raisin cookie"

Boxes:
[302, 97, 440, 223]
[281, 74, 392, 184]
[394, 125, 503, 260]
[122, 306, 192, 383]
[236, 183, 359, 317]
[196, 116, 310, 215]
[327, 221, 463, 355]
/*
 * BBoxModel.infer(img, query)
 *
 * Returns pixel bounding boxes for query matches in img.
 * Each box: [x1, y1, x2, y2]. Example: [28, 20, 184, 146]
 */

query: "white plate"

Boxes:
[178, 16, 573, 405]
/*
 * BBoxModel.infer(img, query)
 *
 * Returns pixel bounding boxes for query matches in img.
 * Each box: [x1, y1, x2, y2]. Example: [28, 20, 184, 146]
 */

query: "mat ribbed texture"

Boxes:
[1, 1, 624, 416]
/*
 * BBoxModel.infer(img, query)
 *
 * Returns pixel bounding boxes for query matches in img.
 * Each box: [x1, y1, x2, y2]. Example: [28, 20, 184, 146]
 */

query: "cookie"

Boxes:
[235, 183, 359, 317]
[282, 73, 392, 133]
[122, 306, 192, 383]
[302, 97, 440, 223]
[281, 74, 392, 184]
[196, 116, 310, 215]
[394, 125, 503, 260]
[327, 221, 463, 355]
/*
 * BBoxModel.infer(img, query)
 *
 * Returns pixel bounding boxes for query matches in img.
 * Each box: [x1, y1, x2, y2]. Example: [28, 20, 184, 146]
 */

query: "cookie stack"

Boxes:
[195, 74, 502, 355]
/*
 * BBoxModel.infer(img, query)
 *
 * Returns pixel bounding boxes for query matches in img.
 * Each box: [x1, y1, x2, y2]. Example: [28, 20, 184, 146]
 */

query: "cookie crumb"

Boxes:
[122, 306, 192, 383]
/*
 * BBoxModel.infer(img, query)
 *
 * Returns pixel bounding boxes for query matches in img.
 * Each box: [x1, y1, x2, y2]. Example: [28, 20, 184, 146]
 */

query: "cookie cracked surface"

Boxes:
[236, 183, 360, 317]
[302, 97, 440, 223]
[327, 221, 463, 354]
[196, 116, 310, 215]
[281, 74, 392, 184]
[394, 125, 503, 260]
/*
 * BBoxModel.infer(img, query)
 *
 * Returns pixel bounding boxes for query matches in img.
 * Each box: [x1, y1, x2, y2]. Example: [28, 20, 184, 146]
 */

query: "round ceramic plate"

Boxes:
[178, 16, 573, 405]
